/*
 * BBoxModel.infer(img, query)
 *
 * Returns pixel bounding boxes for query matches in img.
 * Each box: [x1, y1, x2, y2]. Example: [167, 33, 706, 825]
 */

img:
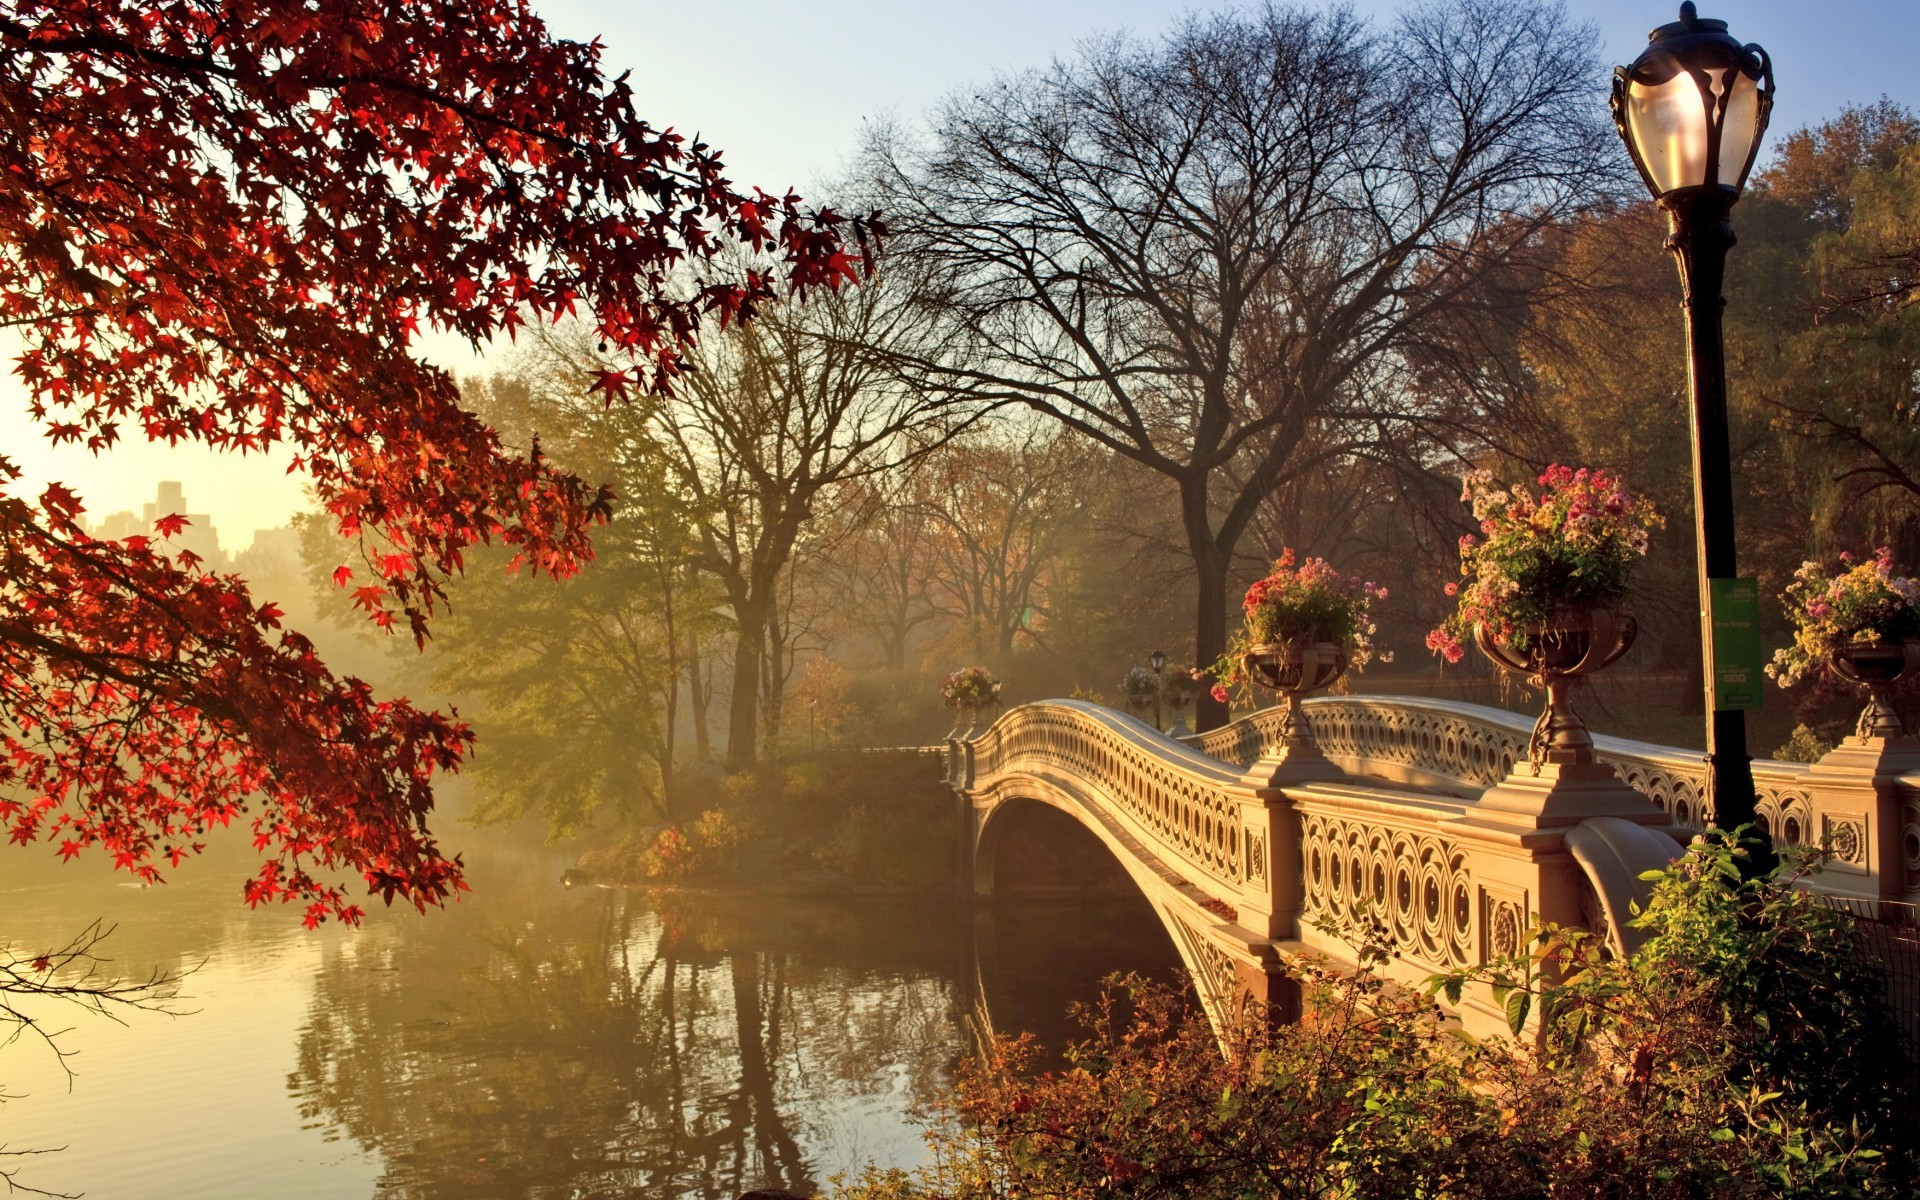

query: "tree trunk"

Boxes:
[726, 626, 762, 771]
[688, 629, 712, 763]
[762, 619, 785, 749]
[730, 951, 808, 1194]
[1181, 476, 1232, 732]
[1192, 555, 1230, 730]
[659, 560, 680, 822]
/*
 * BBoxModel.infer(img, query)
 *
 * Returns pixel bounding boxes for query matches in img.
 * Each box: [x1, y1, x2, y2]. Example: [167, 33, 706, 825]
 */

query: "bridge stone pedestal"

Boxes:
[1453, 760, 1677, 834]
[1796, 734, 1920, 907]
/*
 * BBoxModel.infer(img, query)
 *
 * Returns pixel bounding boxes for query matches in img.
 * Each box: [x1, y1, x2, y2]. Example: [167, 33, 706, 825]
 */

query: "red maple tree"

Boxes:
[0, 0, 870, 926]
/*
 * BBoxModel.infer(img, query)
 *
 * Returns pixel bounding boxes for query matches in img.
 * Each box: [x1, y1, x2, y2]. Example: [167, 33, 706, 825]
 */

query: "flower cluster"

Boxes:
[1427, 465, 1662, 663]
[941, 666, 1002, 708]
[1121, 666, 1159, 700]
[1207, 550, 1389, 704]
[1163, 667, 1200, 701]
[1765, 548, 1920, 687]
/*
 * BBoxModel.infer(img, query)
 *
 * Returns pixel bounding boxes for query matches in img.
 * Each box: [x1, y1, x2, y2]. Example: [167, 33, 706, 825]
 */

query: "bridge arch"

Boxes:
[955, 704, 1301, 1039]
[971, 794, 1141, 900]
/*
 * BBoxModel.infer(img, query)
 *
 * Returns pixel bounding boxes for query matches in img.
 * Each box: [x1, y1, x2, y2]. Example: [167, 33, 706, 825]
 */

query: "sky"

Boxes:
[6, 0, 1918, 553]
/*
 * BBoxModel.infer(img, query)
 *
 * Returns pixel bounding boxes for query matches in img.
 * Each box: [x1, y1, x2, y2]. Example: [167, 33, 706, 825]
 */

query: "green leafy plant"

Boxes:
[1773, 723, 1840, 763]
[1427, 831, 1910, 1198]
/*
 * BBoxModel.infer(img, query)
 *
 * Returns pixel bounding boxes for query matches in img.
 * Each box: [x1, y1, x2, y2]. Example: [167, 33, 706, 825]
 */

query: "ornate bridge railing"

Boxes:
[1186, 694, 1819, 843]
[957, 694, 1920, 1040]
[954, 699, 1686, 1037]
[960, 700, 1251, 904]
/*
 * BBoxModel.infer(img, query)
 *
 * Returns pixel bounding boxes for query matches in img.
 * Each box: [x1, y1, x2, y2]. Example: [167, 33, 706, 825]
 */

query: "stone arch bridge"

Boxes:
[949, 696, 1910, 1039]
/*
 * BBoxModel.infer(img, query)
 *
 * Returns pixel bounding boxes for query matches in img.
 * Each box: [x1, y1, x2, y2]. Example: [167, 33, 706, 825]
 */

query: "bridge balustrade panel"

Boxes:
[1292, 792, 1487, 976]
[1188, 695, 1815, 839]
[968, 701, 1247, 900]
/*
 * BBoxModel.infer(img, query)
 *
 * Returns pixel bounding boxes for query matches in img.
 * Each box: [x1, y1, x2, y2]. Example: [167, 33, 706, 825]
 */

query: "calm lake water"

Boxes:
[1, 833, 1181, 1199]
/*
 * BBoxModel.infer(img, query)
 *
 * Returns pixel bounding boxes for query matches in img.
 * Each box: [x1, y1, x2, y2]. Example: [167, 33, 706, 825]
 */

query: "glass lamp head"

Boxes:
[1611, 2, 1773, 200]
[1150, 649, 1166, 673]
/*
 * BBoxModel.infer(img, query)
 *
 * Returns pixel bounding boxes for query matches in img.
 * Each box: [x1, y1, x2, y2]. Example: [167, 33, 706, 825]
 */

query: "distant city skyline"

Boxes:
[4, 0, 1916, 551]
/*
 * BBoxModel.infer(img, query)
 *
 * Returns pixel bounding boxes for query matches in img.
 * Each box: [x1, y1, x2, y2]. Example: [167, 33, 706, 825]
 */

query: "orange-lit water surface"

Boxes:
[3, 837, 1179, 1198]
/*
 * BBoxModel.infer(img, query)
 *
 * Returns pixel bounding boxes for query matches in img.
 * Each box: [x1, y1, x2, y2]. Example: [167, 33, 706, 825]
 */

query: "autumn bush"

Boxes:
[832, 835, 1913, 1200]
[575, 753, 954, 891]
[573, 809, 752, 885]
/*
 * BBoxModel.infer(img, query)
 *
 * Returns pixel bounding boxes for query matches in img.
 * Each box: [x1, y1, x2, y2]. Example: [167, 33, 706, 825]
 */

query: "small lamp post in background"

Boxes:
[1150, 649, 1167, 731]
[1611, 2, 1773, 835]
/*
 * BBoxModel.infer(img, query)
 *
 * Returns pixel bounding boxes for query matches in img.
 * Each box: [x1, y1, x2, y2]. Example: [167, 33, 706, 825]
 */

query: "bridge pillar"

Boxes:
[1231, 957, 1302, 1027]
[1443, 764, 1676, 937]
[1231, 784, 1304, 942]
[1799, 734, 1920, 907]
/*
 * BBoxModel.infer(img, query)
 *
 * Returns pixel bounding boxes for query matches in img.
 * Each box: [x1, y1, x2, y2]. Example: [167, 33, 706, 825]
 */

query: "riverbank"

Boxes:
[570, 749, 959, 894]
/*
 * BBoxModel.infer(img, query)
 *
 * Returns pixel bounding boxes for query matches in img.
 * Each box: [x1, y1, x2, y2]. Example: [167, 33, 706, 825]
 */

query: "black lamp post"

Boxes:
[1150, 649, 1167, 731]
[1611, 2, 1772, 835]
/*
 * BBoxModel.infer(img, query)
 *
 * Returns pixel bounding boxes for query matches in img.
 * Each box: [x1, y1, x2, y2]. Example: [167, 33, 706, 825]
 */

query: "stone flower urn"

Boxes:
[1475, 608, 1636, 771]
[1165, 686, 1195, 737]
[1826, 639, 1920, 739]
[1239, 640, 1348, 783]
[1451, 607, 1670, 836]
[947, 701, 973, 741]
[963, 701, 997, 739]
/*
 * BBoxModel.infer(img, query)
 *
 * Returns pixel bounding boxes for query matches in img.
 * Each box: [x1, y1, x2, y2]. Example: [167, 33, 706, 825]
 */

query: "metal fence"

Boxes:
[1819, 896, 1920, 1100]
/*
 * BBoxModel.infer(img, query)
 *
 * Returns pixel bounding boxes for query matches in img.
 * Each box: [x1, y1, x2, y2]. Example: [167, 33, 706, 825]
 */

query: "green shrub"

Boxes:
[1773, 723, 1837, 762]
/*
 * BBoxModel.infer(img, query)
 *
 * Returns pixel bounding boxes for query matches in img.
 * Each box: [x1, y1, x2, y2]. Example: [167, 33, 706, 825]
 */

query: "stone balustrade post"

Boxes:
[1799, 733, 1920, 907]
[1232, 783, 1303, 942]
[1441, 752, 1685, 964]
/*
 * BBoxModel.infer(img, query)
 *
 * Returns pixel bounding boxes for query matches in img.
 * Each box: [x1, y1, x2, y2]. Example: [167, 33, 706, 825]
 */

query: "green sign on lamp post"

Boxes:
[1709, 577, 1764, 712]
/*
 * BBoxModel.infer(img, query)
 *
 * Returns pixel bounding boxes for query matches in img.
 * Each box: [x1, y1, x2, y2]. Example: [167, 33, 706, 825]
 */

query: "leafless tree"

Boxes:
[810, 473, 944, 672]
[866, 0, 1616, 727]
[653, 266, 971, 767]
[918, 423, 1091, 655]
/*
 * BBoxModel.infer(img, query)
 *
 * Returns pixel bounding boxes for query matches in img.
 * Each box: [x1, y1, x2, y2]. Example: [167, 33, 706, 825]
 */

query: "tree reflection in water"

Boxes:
[285, 840, 1188, 1198]
[288, 869, 961, 1200]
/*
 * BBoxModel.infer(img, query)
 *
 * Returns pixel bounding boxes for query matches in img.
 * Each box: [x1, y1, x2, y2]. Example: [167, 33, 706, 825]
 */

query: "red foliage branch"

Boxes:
[0, 0, 872, 920]
[2, 464, 470, 925]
